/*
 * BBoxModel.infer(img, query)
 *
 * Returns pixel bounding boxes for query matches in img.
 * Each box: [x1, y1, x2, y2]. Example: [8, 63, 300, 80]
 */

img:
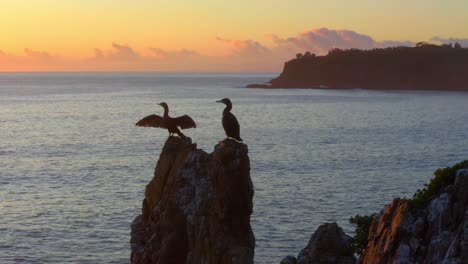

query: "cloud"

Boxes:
[93, 48, 105, 59]
[149, 48, 199, 58]
[232, 40, 271, 56]
[215, 37, 271, 56]
[210, 28, 415, 71]
[0, 28, 465, 72]
[215, 35, 231, 43]
[268, 28, 415, 55]
[111, 43, 139, 59]
[0, 48, 71, 71]
[90, 43, 139, 61]
[23, 48, 54, 59]
[77, 44, 210, 72]
[431, 37, 468, 47]
[213, 37, 279, 71]
[270, 28, 375, 53]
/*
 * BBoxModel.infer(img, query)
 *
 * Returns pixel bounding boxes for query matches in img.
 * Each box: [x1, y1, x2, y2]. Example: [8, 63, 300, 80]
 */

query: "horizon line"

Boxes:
[0, 71, 279, 74]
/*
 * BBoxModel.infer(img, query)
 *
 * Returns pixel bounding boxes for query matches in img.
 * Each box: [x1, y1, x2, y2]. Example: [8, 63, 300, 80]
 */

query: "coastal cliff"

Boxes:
[281, 161, 468, 264]
[130, 137, 255, 264]
[129, 136, 468, 264]
[247, 44, 468, 90]
[359, 167, 468, 264]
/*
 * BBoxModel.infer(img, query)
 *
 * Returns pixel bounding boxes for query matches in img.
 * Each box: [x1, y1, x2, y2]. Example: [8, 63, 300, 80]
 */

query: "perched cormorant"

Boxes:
[135, 102, 196, 138]
[216, 98, 242, 141]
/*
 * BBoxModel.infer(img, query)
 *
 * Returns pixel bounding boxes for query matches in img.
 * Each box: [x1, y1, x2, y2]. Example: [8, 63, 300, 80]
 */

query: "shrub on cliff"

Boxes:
[348, 160, 468, 256]
[410, 160, 468, 207]
[349, 213, 376, 255]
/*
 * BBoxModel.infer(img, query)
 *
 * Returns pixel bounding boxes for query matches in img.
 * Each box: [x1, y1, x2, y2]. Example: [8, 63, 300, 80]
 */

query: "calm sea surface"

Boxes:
[1, 73, 468, 263]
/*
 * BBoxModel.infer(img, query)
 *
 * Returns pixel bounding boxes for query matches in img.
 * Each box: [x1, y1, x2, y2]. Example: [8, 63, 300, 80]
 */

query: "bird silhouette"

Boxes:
[135, 102, 196, 138]
[216, 98, 242, 141]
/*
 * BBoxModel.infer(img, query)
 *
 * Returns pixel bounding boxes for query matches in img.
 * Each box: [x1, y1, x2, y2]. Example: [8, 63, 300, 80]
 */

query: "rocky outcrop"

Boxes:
[297, 223, 356, 264]
[280, 223, 356, 264]
[246, 44, 468, 91]
[281, 164, 468, 264]
[359, 169, 468, 264]
[358, 199, 415, 263]
[280, 255, 298, 264]
[130, 137, 255, 264]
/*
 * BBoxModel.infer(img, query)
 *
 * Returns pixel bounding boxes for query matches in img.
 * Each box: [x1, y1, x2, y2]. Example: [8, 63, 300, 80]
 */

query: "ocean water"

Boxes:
[1, 73, 468, 263]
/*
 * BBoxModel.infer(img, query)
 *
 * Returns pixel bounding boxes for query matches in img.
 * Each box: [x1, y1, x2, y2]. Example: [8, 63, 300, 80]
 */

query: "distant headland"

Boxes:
[247, 43, 468, 91]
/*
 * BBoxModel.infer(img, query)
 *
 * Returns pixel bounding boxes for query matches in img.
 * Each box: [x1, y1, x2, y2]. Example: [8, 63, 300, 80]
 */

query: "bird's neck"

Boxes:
[163, 106, 169, 117]
[223, 104, 232, 114]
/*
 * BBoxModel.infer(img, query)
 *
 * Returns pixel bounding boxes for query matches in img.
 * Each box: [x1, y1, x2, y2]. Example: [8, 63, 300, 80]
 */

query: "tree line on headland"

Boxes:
[247, 43, 468, 90]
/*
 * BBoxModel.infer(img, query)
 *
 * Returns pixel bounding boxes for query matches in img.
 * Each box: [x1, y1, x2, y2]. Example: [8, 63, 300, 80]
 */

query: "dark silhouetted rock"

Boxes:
[130, 137, 255, 264]
[296, 222, 356, 264]
[246, 44, 468, 91]
[281, 255, 298, 264]
[462, 207, 468, 263]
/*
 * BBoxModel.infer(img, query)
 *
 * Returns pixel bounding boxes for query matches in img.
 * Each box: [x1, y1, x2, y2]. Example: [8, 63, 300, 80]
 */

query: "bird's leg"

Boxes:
[176, 130, 185, 138]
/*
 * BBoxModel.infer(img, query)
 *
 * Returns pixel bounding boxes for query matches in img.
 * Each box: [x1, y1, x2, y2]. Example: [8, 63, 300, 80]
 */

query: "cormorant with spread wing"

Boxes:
[216, 98, 242, 141]
[135, 102, 196, 138]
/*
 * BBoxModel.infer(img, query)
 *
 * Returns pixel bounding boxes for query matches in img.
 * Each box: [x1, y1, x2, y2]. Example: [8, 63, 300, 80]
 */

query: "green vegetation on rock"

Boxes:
[410, 160, 468, 207]
[349, 213, 376, 255]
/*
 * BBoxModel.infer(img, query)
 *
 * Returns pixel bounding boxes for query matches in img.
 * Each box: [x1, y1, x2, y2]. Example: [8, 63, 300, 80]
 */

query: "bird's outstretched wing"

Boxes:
[135, 114, 164, 127]
[174, 115, 196, 129]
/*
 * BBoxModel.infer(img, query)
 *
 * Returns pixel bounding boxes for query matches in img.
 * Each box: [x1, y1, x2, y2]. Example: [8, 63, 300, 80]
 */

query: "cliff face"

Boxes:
[360, 169, 468, 264]
[247, 45, 468, 90]
[130, 137, 255, 264]
[279, 166, 468, 264]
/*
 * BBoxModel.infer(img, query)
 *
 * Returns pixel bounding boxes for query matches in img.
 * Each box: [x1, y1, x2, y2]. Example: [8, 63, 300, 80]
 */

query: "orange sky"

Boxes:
[1, 1, 467, 72]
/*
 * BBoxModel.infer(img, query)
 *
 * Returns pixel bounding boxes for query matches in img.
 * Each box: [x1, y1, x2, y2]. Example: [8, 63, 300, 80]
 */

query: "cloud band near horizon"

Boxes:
[1, 28, 467, 72]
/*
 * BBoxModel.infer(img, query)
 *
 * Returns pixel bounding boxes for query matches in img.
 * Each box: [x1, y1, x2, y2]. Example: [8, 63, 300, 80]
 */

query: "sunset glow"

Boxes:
[1, 0, 468, 72]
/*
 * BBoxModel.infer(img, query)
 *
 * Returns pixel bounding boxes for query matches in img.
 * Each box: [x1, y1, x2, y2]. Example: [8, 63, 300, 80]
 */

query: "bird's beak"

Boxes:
[216, 100, 221, 103]
[158, 103, 162, 106]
